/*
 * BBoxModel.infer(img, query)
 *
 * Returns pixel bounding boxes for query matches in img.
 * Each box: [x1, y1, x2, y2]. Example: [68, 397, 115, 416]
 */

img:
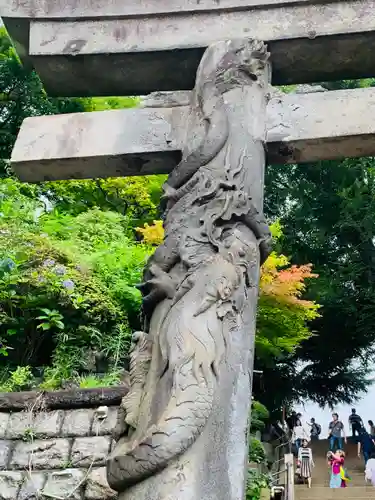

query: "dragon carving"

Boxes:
[107, 39, 271, 493]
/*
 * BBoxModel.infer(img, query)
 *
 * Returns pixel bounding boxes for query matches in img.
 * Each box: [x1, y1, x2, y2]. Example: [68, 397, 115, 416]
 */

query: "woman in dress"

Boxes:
[297, 438, 314, 488]
[328, 450, 346, 488]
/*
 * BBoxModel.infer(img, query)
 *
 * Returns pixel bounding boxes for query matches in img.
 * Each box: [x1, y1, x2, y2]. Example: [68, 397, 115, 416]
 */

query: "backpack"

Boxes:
[316, 424, 322, 435]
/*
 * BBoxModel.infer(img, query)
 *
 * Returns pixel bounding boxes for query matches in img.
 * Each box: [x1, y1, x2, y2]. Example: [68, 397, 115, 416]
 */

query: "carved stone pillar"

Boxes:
[107, 38, 271, 500]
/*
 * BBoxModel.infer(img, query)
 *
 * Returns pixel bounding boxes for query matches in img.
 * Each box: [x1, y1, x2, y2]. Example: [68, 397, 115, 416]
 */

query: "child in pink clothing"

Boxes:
[327, 450, 346, 488]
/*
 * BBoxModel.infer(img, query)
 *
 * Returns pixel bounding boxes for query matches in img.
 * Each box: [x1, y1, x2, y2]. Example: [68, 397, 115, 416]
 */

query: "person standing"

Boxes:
[293, 419, 309, 454]
[357, 428, 375, 465]
[365, 451, 375, 486]
[297, 439, 314, 488]
[349, 408, 363, 439]
[287, 411, 302, 431]
[328, 413, 347, 452]
[308, 417, 321, 441]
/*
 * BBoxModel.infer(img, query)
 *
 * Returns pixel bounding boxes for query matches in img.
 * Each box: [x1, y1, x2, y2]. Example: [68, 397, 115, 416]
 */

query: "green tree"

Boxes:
[265, 157, 375, 408]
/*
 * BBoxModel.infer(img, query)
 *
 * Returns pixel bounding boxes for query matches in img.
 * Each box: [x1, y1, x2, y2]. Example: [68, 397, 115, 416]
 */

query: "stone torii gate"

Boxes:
[3, 1, 375, 499]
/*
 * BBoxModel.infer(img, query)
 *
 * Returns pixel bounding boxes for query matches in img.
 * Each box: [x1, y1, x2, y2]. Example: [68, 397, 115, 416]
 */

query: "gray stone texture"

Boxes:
[33, 410, 64, 438]
[92, 407, 118, 436]
[71, 436, 111, 468]
[11, 438, 70, 470]
[0, 413, 9, 439]
[0, 403, 119, 498]
[18, 472, 46, 500]
[62, 409, 94, 437]
[85, 467, 118, 500]
[3, 0, 375, 95]
[0, 440, 12, 469]
[7, 412, 33, 439]
[11, 87, 375, 182]
[1, 0, 309, 18]
[108, 38, 268, 500]
[42, 469, 85, 500]
[0, 471, 24, 499]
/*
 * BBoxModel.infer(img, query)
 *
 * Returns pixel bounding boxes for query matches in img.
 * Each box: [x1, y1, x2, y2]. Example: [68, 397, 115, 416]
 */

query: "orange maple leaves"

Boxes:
[260, 258, 318, 307]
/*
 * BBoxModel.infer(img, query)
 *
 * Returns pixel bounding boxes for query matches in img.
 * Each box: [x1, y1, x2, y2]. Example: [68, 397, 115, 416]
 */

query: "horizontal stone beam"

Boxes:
[2, 0, 375, 96]
[0, 386, 129, 412]
[1, 0, 320, 18]
[11, 87, 375, 182]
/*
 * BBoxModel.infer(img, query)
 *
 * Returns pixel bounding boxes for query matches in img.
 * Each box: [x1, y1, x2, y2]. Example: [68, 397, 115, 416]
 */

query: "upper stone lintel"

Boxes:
[2, 0, 375, 96]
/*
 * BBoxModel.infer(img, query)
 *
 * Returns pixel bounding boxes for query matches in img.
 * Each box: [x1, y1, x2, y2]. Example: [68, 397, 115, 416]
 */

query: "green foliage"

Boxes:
[0, 178, 156, 390]
[76, 371, 123, 389]
[265, 154, 375, 408]
[0, 27, 158, 391]
[1, 19, 374, 419]
[246, 470, 270, 500]
[37, 176, 165, 225]
[0, 366, 32, 392]
[36, 309, 65, 331]
[22, 427, 36, 443]
[251, 401, 270, 433]
[248, 437, 266, 464]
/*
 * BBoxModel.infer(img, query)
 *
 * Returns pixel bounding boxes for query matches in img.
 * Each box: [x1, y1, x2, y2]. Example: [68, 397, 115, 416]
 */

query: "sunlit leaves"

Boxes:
[136, 220, 164, 245]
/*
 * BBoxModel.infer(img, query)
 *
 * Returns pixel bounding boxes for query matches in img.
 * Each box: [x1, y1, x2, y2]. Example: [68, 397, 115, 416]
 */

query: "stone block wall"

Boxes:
[0, 386, 128, 500]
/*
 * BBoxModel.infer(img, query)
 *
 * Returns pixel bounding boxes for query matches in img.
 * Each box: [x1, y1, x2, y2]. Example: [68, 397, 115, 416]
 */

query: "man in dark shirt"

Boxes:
[357, 428, 375, 464]
[349, 408, 363, 439]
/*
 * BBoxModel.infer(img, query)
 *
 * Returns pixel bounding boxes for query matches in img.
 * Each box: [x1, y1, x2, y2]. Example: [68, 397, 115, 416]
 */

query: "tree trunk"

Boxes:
[107, 38, 271, 500]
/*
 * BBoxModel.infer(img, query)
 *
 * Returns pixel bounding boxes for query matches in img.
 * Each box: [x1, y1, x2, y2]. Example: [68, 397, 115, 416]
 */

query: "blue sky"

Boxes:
[295, 383, 375, 435]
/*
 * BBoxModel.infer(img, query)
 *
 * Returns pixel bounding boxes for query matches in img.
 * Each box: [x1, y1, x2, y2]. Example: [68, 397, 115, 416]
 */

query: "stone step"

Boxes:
[295, 485, 375, 499]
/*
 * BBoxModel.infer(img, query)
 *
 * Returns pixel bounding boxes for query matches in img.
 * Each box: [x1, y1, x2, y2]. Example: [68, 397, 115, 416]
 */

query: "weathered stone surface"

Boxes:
[6, 411, 33, 440]
[33, 410, 64, 438]
[0, 441, 12, 469]
[18, 471, 46, 500]
[0, 387, 128, 412]
[11, 107, 183, 182]
[62, 409, 94, 437]
[3, 0, 375, 95]
[85, 467, 118, 500]
[108, 38, 268, 500]
[0, 413, 9, 439]
[0, 471, 24, 499]
[71, 436, 111, 468]
[42, 469, 85, 500]
[12, 87, 375, 182]
[11, 438, 70, 470]
[1, 0, 316, 18]
[141, 91, 191, 108]
[92, 407, 117, 436]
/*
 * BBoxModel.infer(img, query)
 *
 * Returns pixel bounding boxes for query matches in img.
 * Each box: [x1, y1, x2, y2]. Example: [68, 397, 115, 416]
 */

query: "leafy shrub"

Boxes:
[250, 400, 270, 433]
[248, 437, 266, 464]
[246, 470, 270, 500]
[0, 180, 155, 390]
[0, 366, 33, 392]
